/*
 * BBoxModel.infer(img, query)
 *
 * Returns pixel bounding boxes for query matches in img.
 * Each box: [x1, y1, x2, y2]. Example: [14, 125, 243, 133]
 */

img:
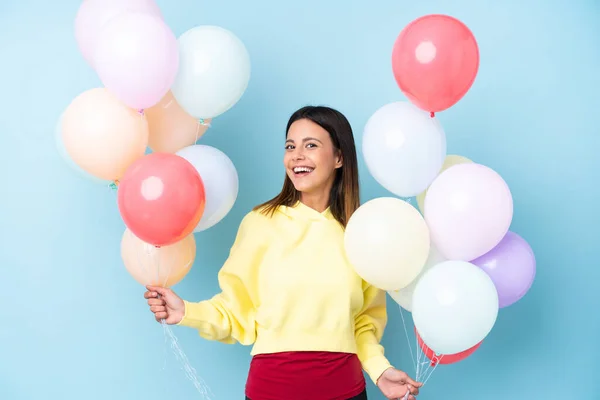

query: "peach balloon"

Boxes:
[120, 229, 196, 287]
[61, 88, 149, 181]
[146, 91, 211, 153]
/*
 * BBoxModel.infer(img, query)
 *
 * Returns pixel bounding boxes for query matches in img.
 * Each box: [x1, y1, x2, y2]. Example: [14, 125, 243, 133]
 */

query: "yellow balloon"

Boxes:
[61, 88, 149, 181]
[416, 155, 473, 213]
[344, 197, 430, 291]
[146, 91, 212, 153]
[121, 229, 196, 287]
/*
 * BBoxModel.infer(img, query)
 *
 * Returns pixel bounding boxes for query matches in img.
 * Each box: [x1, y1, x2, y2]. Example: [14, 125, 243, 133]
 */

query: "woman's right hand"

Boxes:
[144, 285, 185, 324]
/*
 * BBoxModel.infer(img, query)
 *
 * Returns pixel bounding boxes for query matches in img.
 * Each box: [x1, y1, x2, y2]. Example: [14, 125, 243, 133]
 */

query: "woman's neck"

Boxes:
[299, 191, 330, 213]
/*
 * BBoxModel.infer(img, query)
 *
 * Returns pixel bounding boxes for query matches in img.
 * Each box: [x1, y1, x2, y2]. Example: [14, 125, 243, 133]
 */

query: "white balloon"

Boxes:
[412, 261, 499, 355]
[344, 197, 430, 291]
[387, 245, 446, 312]
[362, 102, 446, 197]
[171, 26, 251, 119]
[176, 145, 239, 232]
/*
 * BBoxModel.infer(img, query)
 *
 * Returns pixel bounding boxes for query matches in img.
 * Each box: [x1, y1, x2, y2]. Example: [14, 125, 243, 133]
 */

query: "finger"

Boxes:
[154, 311, 168, 320]
[146, 285, 170, 297]
[407, 384, 420, 395]
[404, 376, 422, 388]
[147, 298, 165, 306]
[143, 291, 157, 299]
[408, 396, 416, 400]
[150, 305, 166, 313]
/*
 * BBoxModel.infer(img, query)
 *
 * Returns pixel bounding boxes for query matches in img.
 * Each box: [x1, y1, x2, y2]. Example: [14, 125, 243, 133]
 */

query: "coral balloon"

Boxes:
[93, 12, 179, 110]
[75, 0, 163, 66]
[146, 91, 211, 153]
[117, 153, 206, 247]
[424, 163, 513, 261]
[392, 14, 479, 113]
[416, 154, 473, 213]
[121, 229, 196, 287]
[344, 197, 430, 291]
[416, 328, 482, 366]
[61, 88, 148, 181]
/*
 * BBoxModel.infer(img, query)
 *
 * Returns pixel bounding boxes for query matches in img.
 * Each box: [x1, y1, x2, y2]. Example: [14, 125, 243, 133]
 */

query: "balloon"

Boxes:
[416, 328, 482, 366]
[388, 245, 445, 312]
[75, 0, 163, 66]
[362, 102, 446, 197]
[146, 91, 212, 153]
[61, 88, 148, 181]
[471, 231, 536, 308]
[176, 145, 239, 232]
[54, 113, 112, 185]
[391, 14, 479, 113]
[344, 197, 430, 291]
[412, 260, 499, 355]
[171, 25, 251, 119]
[416, 155, 473, 213]
[93, 12, 179, 110]
[121, 229, 195, 287]
[117, 153, 206, 247]
[424, 163, 513, 261]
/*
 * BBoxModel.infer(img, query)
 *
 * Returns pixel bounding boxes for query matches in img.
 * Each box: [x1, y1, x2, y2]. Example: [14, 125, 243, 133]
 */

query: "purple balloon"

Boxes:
[470, 231, 536, 308]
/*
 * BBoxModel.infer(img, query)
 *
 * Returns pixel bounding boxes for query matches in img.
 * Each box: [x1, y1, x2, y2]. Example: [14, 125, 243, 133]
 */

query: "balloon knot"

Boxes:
[109, 180, 119, 190]
[430, 111, 435, 118]
[138, 109, 145, 115]
[198, 118, 211, 127]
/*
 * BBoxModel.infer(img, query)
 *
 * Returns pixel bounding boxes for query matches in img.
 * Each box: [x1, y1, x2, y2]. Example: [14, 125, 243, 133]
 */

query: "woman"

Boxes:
[144, 106, 422, 400]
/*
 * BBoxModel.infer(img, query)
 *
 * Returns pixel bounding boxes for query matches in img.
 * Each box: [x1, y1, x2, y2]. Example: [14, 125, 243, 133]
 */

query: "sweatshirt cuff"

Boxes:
[362, 355, 393, 385]
[176, 300, 200, 327]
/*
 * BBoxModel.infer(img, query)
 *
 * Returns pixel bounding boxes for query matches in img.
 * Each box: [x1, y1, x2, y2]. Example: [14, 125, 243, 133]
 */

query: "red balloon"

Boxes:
[415, 328, 481, 366]
[117, 152, 205, 247]
[391, 14, 479, 114]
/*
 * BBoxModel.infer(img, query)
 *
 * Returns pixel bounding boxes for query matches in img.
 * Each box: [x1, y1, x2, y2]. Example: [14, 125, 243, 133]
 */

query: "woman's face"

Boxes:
[284, 118, 342, 195]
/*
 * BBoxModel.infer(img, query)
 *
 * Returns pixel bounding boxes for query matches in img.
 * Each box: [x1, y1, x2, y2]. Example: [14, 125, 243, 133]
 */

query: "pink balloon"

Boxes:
[75, 0, 163, 66]
[424, 163, 513, 261]
[92, 12, 179, 110]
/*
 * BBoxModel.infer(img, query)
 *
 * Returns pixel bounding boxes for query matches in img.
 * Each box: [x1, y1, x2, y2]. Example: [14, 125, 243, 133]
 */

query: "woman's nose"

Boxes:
[292, 151, 305, 161]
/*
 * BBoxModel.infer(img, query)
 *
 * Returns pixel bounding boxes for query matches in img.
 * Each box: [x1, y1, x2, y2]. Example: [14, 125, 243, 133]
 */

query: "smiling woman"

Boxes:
[257, 106, 360, 228]
[144, 105, 421, 400]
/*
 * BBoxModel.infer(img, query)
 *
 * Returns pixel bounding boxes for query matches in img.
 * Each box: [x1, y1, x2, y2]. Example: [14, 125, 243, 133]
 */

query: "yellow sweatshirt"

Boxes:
[177, 201, 393, 383]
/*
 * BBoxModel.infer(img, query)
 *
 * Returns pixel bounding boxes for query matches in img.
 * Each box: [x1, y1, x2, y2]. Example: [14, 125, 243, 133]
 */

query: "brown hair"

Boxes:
[254, 105, 360, 227]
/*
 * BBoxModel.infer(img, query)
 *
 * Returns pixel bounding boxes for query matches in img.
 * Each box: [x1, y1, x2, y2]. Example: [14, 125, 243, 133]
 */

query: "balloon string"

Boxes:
[398, 306, 416, 371]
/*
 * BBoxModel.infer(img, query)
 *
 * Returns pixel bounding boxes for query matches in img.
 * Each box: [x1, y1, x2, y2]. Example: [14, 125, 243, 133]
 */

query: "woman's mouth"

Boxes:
[293, 166, 314, 177]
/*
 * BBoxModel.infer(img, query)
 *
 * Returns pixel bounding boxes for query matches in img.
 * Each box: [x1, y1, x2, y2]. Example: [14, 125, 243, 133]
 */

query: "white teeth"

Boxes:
[293, 167, 314, 173]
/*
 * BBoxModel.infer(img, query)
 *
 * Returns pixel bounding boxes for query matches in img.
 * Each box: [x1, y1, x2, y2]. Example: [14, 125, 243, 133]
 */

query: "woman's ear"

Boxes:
[335, 151, 343, 169]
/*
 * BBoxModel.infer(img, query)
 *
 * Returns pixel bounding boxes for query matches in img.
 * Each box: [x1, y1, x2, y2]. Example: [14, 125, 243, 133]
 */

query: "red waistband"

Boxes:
[245, 351, 366, 400]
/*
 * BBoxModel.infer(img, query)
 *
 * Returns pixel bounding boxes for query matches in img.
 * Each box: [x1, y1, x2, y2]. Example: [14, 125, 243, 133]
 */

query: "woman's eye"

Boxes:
[285, 144, 294, 150]
[306, 143, 317, 148]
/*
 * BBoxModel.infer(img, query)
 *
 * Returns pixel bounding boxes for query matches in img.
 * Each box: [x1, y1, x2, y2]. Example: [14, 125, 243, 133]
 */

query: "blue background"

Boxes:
[1, 0, 598, 399]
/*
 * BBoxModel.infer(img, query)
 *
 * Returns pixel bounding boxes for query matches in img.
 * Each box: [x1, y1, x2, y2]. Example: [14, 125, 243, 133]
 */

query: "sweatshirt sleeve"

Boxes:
[177, 210, 267, 345]
[354, 281, 393, 384]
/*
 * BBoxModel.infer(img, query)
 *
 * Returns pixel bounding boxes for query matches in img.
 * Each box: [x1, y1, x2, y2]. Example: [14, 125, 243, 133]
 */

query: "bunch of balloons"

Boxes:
[57, 0, 249, 288]
[345, 15, 536, 367]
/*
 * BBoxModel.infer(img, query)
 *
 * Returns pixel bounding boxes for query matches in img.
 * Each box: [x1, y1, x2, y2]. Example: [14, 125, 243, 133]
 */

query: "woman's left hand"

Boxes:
[376, 367, 422, 400]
